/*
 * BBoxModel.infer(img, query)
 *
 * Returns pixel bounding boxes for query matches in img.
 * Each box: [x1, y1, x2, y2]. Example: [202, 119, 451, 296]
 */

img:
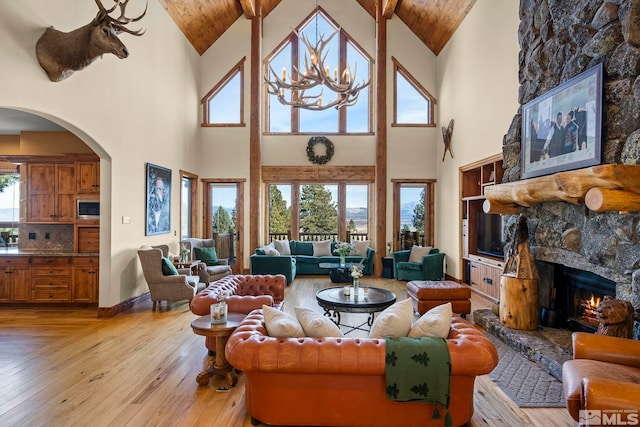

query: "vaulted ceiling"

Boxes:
[158, 0, 477, 56]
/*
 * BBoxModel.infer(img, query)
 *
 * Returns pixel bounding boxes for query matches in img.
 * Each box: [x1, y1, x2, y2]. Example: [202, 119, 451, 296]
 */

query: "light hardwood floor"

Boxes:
[0, 276, 574, 426]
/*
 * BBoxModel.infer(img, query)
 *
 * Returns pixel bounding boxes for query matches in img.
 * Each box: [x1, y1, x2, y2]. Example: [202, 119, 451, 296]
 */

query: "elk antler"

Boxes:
[265, 27, 370, 110]
[95, 0, 147, 36]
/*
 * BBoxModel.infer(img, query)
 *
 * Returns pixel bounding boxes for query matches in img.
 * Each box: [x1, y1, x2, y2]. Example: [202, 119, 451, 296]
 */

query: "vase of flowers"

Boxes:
[180, 243, 190, 263]
[334, 242, 354, 268]
[350, 264, 363, 295]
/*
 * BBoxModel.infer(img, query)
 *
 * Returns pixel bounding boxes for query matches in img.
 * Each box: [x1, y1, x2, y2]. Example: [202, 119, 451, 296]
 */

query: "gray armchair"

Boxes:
[137, 244, 198, 311]
[180, 238, 232, 285]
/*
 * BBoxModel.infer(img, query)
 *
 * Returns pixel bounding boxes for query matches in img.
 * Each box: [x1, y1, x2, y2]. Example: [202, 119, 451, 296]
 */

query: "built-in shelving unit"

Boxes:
[460, 154, 504, 302]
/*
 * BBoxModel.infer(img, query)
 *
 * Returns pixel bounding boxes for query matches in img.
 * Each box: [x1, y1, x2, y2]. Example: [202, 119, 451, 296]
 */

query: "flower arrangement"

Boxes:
[334, 242, 354, 257]
[350, 264, 363, 280]
[180, 243, 190, 262]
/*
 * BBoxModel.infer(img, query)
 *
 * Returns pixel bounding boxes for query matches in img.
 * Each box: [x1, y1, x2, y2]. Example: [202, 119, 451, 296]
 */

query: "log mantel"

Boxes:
[483, 164, 640, 214]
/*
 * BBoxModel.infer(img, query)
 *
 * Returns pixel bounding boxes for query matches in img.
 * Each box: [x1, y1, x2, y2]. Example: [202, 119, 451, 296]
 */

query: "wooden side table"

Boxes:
[190, 313, 246, 387]
[174, 259, 201, 275]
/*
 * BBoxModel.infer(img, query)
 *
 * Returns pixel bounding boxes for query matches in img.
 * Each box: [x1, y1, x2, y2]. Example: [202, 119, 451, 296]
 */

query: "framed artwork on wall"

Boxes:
[145, 163, 171, 236]
[521, 62, 603, 179]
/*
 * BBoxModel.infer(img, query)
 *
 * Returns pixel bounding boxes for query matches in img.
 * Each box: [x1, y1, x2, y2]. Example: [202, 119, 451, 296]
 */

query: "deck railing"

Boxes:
[267, 231, 369, 243]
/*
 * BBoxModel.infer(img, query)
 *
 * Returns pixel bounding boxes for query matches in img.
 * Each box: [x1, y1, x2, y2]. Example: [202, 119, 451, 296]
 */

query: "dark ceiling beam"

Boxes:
[238, 0, 255, 18]
[382, 0, 398, 18]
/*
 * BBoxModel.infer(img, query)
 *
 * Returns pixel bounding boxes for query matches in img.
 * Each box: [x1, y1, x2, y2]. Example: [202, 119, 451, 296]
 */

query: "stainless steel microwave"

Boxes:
[77, 199, 100, 219]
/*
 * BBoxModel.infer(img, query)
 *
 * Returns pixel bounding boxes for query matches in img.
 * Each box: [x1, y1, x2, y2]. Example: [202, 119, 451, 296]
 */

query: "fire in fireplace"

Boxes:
[551, 264, 616, 332]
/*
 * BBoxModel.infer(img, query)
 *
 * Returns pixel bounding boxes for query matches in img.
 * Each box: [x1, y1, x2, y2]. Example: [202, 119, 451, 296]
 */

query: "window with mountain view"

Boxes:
[267, 183, 370, 242]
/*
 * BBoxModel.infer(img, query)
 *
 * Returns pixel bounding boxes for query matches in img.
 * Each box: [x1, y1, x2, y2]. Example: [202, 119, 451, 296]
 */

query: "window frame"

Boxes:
[179, 170, 198, 239]
[201, 57, 246, 127]
[263, 7, 374, 135]
[391, 179, 436, 252]
[391, 56, 436, 127]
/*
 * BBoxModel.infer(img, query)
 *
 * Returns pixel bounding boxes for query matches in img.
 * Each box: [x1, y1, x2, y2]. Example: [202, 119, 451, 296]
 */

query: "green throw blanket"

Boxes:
[385, 337, 452, 427]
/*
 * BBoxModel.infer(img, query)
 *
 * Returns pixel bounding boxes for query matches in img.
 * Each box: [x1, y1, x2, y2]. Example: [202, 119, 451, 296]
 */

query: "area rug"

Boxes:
[486, 333, 565, 408]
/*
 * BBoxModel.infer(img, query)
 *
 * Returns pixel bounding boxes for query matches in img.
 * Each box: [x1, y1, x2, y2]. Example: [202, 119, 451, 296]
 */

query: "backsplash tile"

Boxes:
[19, 224, 74, 251]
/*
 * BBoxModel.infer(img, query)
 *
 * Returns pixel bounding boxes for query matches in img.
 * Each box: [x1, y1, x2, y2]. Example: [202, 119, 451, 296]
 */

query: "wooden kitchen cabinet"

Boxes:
[0, 257, 31, 302]
[73, 257, 98, 303]
[76, 161, 100, 194]
[31, 257, 72, 302]
[27, 163, 75, 223]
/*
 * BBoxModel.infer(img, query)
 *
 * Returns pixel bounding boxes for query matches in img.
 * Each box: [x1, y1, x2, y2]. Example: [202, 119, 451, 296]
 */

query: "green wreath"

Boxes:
[306, 136, 334, 165]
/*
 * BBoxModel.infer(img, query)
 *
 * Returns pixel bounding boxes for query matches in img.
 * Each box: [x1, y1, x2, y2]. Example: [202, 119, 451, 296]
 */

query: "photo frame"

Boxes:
[145, 163, 171, 236]
[521, 63, 603, 179]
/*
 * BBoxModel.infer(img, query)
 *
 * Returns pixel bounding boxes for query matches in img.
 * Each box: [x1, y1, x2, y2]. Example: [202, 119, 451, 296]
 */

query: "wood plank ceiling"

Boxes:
[159, 0, 477, 56]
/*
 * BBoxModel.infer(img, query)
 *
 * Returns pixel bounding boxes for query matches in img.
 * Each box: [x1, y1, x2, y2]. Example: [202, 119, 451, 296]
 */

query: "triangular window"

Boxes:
[201, 57, 245, 126]
[392, 57, 435, 126]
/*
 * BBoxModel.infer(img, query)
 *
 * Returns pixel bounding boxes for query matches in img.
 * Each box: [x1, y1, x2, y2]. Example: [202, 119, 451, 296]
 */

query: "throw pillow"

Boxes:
[352, 240, 370, 256]
[312, 240, 332, 256]
[369, 298, 413, 338]
[274, 239, 291, 255]
[194, 246, 218, 266]
[408, 302, 453, 339]
[262, 243, 280, 256]
[262, 305, 305, 338]
[161, 257, 179, 276]
[294, 306, 343, 337]
[408, 245, 433, 263]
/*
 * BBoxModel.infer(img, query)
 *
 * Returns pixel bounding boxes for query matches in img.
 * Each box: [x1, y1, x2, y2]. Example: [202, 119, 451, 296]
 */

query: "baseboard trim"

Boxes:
[97, 292, 150, 318]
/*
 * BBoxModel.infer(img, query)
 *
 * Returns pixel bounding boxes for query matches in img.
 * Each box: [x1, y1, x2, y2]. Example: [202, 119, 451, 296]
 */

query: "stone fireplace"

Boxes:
[498, 0, 640, 339]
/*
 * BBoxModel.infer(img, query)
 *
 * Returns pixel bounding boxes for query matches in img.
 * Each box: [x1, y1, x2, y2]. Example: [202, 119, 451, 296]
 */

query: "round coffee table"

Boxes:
[190, 312, 246, 387]
[316, 286, 396, 334]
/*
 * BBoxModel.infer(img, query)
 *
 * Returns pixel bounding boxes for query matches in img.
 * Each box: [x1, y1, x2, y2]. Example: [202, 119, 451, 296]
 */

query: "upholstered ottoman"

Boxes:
[407, 280, 471, 316]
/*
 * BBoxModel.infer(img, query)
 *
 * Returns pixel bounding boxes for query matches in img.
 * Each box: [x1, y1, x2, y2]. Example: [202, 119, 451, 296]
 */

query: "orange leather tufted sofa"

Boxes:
[190, 274, 286, 352]
[562, 332, 640, 424]
[226, 310, 499, 427]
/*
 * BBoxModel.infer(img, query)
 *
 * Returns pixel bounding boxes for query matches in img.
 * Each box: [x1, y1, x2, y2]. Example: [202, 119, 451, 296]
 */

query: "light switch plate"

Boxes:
[122, 216, 131, 224]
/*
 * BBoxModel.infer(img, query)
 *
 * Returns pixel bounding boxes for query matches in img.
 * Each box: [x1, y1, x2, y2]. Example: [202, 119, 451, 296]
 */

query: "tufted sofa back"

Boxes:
[190, 274, 286, 316]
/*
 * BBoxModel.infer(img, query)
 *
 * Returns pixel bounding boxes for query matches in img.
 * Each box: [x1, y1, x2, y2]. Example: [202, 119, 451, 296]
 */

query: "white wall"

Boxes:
[435, 0, 520, 279]
[0, 0, 200, 307]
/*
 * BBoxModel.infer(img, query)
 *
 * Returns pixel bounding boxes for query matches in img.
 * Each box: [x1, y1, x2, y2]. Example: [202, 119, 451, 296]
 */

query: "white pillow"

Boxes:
[274, 239, 291, 255]
[369, 298, 413, 338]
[352, 240, 370, 256]
[408, 302, 452, 339]
[262, 305, 305, 338]
[262, 243, 280, 256]
[294, 306, 343, 337]
[312, 240, 332, 256]
[408, 245, 433, 263]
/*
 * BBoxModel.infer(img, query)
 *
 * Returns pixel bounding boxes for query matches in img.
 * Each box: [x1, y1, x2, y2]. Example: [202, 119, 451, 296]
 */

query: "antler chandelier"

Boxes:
[264, 4, 370, 111]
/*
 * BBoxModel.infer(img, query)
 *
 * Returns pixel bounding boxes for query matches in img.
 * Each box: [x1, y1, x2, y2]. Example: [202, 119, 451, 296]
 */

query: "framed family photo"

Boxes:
[521, 63, 603, 179]
[145, 163, 171, 236]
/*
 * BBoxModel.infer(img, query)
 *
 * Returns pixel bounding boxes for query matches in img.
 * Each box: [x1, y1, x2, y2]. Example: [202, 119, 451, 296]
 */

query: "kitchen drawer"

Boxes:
[73, 257, 99, 267]
[31, 257, 72, 267]
[32, 267, 71, 277]
[33, 277, 70, 289]
[32, 289, 71, 302]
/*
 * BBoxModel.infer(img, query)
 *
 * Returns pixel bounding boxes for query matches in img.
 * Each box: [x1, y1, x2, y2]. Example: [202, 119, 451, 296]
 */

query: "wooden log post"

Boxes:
[500, 214, 539, 330]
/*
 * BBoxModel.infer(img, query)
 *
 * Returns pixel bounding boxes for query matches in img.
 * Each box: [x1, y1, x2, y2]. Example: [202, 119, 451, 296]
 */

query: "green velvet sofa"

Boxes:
[250, 240, 375, 284]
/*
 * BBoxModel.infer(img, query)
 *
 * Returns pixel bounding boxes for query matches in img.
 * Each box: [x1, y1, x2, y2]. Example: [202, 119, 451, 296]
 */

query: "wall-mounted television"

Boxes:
[477, 212, 505, 258]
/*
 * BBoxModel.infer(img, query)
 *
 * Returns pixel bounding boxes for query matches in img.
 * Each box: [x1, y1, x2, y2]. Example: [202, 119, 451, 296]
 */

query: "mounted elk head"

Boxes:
[36, 0, 147, 82]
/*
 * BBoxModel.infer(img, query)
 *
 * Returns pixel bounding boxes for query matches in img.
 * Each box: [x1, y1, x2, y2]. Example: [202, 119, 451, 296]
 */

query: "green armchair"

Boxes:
[392, 247, 445, 281]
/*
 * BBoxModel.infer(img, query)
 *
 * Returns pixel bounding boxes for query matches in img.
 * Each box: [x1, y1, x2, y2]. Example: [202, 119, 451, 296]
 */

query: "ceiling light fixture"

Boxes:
[264, 2, 370, 111]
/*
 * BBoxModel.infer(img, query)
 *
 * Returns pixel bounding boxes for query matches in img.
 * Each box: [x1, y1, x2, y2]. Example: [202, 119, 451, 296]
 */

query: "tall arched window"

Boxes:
[265, 8, 373, 135]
